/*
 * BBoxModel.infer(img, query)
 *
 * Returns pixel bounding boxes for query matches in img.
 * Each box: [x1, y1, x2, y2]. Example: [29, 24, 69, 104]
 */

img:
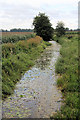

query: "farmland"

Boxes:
[1, 32, 35, 43]
[65, 31, 78, 34]
[2, 32, 33, 36]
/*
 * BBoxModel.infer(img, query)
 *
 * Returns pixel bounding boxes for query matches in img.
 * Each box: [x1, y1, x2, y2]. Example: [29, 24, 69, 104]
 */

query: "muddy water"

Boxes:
[2, 41, 62, 118]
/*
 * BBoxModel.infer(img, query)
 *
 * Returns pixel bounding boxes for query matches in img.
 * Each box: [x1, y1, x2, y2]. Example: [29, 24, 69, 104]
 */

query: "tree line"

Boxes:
[2, 28, 33, 32]
[1, 12, 78, 41]
[33, 13, 78, 41]
[33, 13, 66, 41]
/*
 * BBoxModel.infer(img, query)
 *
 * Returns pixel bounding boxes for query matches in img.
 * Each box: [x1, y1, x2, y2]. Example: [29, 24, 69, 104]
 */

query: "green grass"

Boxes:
[2, 36, 51, 99]
[2, 33, 35, 43]
[52, 34, 79, 119]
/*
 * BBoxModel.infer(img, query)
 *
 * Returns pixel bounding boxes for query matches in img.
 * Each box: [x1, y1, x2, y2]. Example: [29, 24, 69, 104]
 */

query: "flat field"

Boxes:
[2, 32, 33, 37]
[1, 32, 35, 43]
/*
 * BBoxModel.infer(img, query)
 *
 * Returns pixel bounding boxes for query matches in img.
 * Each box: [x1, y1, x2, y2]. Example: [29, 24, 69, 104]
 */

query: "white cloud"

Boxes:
[0, 0, 79, 30]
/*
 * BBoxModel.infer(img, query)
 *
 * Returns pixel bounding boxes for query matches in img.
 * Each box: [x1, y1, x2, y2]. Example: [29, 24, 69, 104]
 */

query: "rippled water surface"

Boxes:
[2, 41, 62, 118]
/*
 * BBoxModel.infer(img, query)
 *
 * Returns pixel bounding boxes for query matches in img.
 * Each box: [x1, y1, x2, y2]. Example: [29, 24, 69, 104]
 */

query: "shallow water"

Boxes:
[2, 41, 62, 118]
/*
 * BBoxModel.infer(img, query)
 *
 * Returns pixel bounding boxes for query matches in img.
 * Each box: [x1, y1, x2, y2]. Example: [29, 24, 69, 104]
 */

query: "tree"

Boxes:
[56, 21, 65, 37]
[65, 27, 69, 31]
[33, 13, 54, 41]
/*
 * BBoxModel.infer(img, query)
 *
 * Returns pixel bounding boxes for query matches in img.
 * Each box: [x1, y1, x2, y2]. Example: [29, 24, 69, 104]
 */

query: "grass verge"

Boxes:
[51, 35, 79, 119]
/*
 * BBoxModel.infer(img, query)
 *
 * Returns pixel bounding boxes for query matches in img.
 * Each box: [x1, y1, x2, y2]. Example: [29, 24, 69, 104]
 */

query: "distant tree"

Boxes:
[56, 21, 65, 37]
[33, 13, 54, 41]
[10, 28, 18, 32]
[70, 29, 73, 31]
[65, 27, 69, 31]
[10, 28, 33, 32]
[2, 29, 9, 32]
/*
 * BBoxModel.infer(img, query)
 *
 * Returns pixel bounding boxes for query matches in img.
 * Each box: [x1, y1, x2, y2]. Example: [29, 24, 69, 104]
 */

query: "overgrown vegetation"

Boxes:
[2, 36, 51, 99]
[52, 34, 79, 119]
[33, 13, 54, 41]
[2, 32, 35, 43]
[56, 21, 65, 37]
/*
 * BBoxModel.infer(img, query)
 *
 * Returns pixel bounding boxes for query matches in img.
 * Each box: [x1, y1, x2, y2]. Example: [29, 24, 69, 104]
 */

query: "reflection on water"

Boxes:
[2, 41, 62, 118]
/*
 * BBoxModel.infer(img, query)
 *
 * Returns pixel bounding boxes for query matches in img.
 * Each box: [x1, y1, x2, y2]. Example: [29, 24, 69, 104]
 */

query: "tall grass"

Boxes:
[2, 36, 51, 99]
[52, 35, 79, 119]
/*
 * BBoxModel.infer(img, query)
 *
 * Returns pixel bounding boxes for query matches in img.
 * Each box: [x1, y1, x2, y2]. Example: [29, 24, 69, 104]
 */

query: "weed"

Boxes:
[2, 36, 51, 99]
[54, 34, 79, 119]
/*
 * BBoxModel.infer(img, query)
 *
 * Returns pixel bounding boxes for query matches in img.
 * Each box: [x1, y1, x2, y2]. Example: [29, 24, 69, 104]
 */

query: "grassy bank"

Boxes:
[52, 35, 79, 119]
[2, 36, 51, 99]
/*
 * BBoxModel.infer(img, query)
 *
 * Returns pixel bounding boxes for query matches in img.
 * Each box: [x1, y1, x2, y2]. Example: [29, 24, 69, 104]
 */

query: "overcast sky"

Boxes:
[0, 0, 79, 30]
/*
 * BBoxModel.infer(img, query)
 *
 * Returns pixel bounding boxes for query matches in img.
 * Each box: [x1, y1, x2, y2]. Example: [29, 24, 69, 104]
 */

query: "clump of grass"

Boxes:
[2, 36, 51, 99]
[44, 41, 52, 46]
[53, 34, 79, 119]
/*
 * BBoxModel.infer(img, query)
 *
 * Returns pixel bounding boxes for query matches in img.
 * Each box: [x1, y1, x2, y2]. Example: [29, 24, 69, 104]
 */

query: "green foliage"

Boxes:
[66, 31, 78, 34]
[10, 28, 33, 32]
[44, 41, 52, 46]
[2, 33, 35, 43]
[54, 35, 79, 119]
[33, 13, 54, 41]
[2, 28, 33, 32]
[2, 37, 51, 99]
[56, 21, 65, 37]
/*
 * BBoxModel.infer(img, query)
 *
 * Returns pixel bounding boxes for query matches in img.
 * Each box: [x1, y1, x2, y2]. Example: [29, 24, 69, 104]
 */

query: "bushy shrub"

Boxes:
[67, 36, 73, 39]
